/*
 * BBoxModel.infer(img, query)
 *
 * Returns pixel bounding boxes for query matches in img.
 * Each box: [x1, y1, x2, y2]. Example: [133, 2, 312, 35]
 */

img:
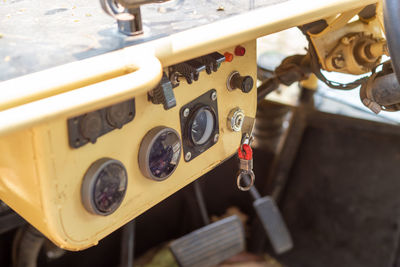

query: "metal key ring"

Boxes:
[236, 170, 255, 191]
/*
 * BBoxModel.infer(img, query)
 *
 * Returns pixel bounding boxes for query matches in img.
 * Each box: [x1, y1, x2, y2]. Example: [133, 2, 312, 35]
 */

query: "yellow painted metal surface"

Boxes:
[308, 6, 384, 74]
[0, 0, 378, 116]
[0, 54, 163, 137]
[0, 42, 257, 250]
[0, 0, 379, 251]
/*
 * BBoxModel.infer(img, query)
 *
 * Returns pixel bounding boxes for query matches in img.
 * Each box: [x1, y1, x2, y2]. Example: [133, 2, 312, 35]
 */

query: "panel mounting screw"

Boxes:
[211, 91, 217, 101]
[213, 134, 219, 143]
[183, 108, 190, 117]
[185, 152, 192, 161]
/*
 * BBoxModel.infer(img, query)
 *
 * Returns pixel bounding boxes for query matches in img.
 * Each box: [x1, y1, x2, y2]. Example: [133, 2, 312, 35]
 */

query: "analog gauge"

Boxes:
[179, 89, 219, 162]
[189, 107, 216, 145]
[139, 127, 182, 181]
[81, 158, 127, 216]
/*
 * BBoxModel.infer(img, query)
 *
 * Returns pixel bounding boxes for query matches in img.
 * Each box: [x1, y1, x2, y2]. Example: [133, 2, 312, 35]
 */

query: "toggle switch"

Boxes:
[150, 72, 176, 110]
[198, 52, 226, 74]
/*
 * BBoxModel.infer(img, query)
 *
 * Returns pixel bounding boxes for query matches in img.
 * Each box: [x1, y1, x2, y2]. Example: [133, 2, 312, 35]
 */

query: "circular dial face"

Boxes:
[82, 159, 127, 216]
[148, 130, 181, 180]
[93, 163, 127, 214]
[190, 108, 215, 145]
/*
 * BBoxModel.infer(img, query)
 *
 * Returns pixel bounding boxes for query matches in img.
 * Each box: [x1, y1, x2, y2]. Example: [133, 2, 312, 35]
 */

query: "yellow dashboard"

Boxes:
[0, 41, 256, 250]
[0, 0, 379, 251]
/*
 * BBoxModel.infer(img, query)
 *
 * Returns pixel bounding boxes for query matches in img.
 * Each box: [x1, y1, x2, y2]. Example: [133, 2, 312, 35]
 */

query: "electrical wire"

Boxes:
[307, 37, 370, 90]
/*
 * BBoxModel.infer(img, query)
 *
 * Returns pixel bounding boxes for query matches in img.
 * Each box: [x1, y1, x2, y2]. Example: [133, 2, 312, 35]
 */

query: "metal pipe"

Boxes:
[117, 8, 143, 36]
[0, 51, 144, 111]
[120, 220, 135, 267]
[193, 180, 210, 226]
[0, 0, 378, 137]
[154, 0, 378, 67]
[0, 0, 377, 109]
[0, 55, 162, 137]
[12, 225, 45, 267]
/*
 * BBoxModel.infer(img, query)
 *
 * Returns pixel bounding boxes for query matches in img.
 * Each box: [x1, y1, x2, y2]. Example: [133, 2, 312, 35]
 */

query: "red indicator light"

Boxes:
[224, 52, 234, 62]
[234, 46, 246, 56]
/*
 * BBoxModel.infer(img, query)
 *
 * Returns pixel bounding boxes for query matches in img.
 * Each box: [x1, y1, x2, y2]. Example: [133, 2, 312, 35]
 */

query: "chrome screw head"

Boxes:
[213, 134, 219, 143]
[211, 91, 217, 101]
[183, 108, 190, 117]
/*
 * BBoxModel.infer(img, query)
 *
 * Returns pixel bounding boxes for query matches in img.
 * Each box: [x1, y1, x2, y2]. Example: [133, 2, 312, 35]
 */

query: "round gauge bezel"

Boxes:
[81, 158, 128, 216]
[138, 126, 182, 181]
[186, 105, 217, 147]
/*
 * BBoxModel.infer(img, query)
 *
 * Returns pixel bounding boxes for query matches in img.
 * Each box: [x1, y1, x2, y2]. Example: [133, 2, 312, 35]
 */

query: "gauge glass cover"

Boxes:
[148, 129, 181, 179]
[82, 158, 127, 216]
[190, 109, 215, 145]
[93, 162, 127, 214]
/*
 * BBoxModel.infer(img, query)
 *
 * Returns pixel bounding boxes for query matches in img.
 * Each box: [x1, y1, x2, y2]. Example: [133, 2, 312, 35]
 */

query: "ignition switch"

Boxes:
[228, 108, 245, 132]
[227, 71, 254, 93]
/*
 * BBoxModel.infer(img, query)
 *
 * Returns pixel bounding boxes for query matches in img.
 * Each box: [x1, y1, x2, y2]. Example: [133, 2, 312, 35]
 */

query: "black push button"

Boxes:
[229, 72, 254, 93]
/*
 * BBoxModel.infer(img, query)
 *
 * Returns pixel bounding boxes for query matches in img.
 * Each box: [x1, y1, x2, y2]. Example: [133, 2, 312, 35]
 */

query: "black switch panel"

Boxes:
[169, 52, 225, 86]
[67, 98, 135, 148]
[170, 59, 206, 84]
[198, 52, 225, 74]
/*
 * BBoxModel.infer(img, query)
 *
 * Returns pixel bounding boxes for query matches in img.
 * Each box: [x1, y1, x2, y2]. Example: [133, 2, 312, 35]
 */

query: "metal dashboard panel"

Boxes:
[0, 0, 380, 251]
[0, 41, 257, 250]
[0, 0, 287, 81]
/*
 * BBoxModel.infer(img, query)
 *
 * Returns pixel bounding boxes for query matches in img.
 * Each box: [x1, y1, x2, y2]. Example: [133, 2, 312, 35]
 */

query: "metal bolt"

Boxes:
[332, 54, 345, 69]
[213, 134, 219, 143]
[341, 36, 350, 45]
[185, 152, 192, 161]
[183, 108, 190, 117]
[211, 91, 217, 101]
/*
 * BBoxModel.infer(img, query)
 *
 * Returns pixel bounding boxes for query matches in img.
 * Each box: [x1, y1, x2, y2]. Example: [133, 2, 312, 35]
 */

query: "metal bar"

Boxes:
[242, 174, 261, 200]
[152, 0, 378, 67]
[0, 55, 162, 137]
[0, 0, 378, 137]
[265, 110, 307, 200]
[0, 0, 378, 95]
[120, 220, 135, 267]
[193, 180, 210, 226]
[0, 50, 145, 111]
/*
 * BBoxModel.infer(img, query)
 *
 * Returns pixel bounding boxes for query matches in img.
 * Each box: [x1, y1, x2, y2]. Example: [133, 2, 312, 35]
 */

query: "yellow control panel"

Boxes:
[0, 41, 256, 250]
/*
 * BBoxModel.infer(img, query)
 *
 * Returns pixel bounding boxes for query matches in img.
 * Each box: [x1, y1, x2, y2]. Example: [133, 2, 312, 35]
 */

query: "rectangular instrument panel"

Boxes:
[0, 41, 257, 250]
